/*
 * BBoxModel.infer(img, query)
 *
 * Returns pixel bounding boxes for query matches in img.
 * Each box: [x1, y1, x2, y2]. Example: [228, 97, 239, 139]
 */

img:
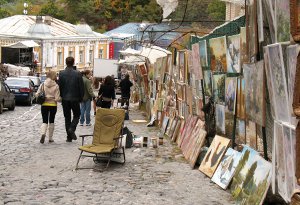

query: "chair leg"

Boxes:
[122, 146, 126, 164]
[75, 150, 83, 170]
[105, 152, 113, 170]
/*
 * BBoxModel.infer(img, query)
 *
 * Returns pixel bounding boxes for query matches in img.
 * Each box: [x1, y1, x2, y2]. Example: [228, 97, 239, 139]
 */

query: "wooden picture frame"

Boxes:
[290, 0, 300, 42]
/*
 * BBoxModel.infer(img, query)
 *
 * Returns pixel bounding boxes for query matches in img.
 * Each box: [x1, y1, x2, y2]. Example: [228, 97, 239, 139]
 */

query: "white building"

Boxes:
[221, 0, 245, 21]
[0, 15, 111, 73]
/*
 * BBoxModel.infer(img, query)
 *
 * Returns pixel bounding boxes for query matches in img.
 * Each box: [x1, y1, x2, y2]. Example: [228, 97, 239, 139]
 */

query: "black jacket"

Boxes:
[98, 84, 115, 100]
[119, 79, 133, 98]
[59, 67, 84, 101]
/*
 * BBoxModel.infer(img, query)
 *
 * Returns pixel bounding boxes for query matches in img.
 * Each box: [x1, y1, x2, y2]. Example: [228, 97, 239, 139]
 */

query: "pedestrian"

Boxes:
[97, 75, 115, 109]
[59, 57, 84, 142]
[92, 77, 102, 115]
[80, 70, 95, 126]
[35, 71, 61, 144]
[119, 74, 133, 107]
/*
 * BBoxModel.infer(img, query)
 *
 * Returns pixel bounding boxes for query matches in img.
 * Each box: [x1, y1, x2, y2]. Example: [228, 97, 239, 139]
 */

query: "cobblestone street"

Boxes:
[0, 103, 233, 205]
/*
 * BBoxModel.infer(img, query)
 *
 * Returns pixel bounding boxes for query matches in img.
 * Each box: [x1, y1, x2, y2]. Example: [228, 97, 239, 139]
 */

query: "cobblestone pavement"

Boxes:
[0, 102, 234, 205]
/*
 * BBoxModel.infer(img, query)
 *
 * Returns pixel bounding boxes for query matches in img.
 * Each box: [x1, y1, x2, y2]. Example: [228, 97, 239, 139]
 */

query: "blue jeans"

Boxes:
[80, 100, 92, 124]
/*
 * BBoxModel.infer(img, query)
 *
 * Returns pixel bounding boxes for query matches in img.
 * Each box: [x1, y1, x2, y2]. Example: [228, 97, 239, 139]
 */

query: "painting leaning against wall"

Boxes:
[209, 36, 227, 73]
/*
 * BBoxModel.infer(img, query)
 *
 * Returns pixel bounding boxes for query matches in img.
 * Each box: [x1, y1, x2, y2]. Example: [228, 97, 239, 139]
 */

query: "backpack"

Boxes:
[122, 126, 133, 148]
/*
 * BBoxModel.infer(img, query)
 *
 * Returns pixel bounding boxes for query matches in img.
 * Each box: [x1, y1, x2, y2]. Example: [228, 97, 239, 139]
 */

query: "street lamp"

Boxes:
[23, 2, 28, 15]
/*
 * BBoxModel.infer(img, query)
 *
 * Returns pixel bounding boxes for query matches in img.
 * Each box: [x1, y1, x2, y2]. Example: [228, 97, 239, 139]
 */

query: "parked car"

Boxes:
[19, 76, 41, 92]
[5, 77, 35, 105]
[0, 80, 15, 113]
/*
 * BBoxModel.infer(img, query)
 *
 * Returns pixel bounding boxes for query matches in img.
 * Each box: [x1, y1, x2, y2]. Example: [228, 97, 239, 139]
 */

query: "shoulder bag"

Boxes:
[36, 83, 46, 105]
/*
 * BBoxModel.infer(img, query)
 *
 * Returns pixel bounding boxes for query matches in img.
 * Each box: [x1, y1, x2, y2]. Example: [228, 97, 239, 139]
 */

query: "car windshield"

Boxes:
[5, 79, 29, 87]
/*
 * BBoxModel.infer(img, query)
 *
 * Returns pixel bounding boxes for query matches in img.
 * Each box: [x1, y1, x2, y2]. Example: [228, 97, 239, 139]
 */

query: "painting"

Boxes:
[262, 0, 276, 43]
[231, 145, 272, 205]
[275, 0, 290, 42]
[189, 127, 207, 168]
[240, 27, 249, 64]
[172, 118, 183, 142]
[257, 0, 264, 42]
[226, 34, 241, 73]
[243, 61, 265, 126]
[182, 118, 202, 158]
[246, 0, 258, 59]
[236, 77, 246, 119]
[290, 0, 300, 42]
[216, 104, 226, 134]
[209, 36, 227, 72]
[168, 117, 178, 139]
[212, 74, 225, 104]
[246, 120, 257, 149]
[266, 44, 290, 123]
[180, 116, 198, 148]
[199, 135, 230, 178]
[192, 43, 203, 80]
[204, 70, 212, 96]
[199, 40, 208, 67]
[211, 148, 242, 189]
[225, 77, 237, 113]
[235, 119, 246, 145]
[160, 115, 169, 136]
[178, 50, 186, 82]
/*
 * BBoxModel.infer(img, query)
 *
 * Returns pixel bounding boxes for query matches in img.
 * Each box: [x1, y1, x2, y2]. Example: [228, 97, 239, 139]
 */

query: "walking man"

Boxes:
[119, 74, 133, 107]
[59, 57, 84, 142]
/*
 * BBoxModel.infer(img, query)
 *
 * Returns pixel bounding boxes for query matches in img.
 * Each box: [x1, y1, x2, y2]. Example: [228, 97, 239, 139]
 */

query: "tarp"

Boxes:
[119, 46, 171, 64]
[4, 40, 39, 48]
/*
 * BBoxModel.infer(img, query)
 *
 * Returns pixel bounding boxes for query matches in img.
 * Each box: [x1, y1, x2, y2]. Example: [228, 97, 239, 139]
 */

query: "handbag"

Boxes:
[96, 94, 103, 107]
[36, 83, 46, 105]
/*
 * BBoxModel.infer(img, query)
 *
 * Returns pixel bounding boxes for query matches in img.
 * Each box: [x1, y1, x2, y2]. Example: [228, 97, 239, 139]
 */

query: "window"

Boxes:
[57, 52, 63, 65]
[68, 51, 73, 57]
[98, 49, 103, 59]
[79, 50, 84, 63]
[89, 50, 93, 62]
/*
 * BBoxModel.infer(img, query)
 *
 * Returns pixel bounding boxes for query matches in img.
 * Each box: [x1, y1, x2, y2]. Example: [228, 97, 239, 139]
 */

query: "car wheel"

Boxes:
[0, 101, 3, 114]
[8, 100, 15, 111]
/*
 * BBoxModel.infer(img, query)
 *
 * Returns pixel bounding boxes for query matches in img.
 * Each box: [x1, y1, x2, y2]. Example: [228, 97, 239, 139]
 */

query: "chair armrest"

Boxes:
[79, 134, 93, 146]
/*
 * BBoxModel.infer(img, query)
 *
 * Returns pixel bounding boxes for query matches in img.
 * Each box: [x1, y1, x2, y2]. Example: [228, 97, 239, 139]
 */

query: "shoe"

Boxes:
[86, 123, 92, 126]
[66, 136, 72, 142]
[79, 123, 84, 126]
[68, 128, 77, 140]
[49, 139, 54, 143]
[40, 134, 45, 144]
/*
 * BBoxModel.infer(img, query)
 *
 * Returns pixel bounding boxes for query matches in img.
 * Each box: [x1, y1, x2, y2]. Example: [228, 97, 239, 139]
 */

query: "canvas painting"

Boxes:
[225, 77, 237, 114]
[209, 36, 227, 72]
[262, 0, 276, 43]
[243, 61, 265, 126]
[168, 117, 178, 139]
[178, 50, 185, 82]
[235, 119, 246, 145]
[180, 116, 198, 148]
[246, 0, 258, 58]
[276, 0, 290, 42]
[266, 44, 290, 123]
[189, 127, 207, 168]
[212, 74, 225, 104]
[231, 145, 272, 205]
[226, 34, 241, 73]
[216, 104, 226, 134]
[172, 118, 183, 142]
[192, 43, 203, 80]
[246, 120, 257, 149]
[199, 135, 230, 178]
[204, 70, 212, 96]
[211, 148, 242, 189]
[240, 27, 249, 64]
[236, 77, 246, 119]
[257, 0, 264, 42]
[165, 117, 174, 137]
[199, 40, 208, 67]
[161, 116, 169, 136]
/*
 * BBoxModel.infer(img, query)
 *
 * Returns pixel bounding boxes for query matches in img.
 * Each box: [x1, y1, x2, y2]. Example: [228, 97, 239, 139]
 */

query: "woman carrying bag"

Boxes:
[97, 75, 115, 109]
[35, 71, 61, 143]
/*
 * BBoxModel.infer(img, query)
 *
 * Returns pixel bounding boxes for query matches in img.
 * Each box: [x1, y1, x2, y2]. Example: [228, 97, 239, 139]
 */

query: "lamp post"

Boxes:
[23, 2, 28, 15]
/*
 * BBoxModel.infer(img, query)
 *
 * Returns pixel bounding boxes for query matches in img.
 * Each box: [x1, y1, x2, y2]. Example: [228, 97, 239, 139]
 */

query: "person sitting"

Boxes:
[97, 75, 116, 108]
[119, 74, 133, 107]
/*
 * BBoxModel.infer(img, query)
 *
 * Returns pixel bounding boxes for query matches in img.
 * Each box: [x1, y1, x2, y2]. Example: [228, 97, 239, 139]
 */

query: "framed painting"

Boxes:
[290, 0, 300, 42]
[178, 50, 186, 82]
[225, 77, 237, 114]
[180, 116, 198, 148]
[182, 118, 201, 158]
[235, 119, 246, 145]
[226, 34, 241, 73]
[192, 43, 203, 80]
[204, 70, 212, 96]
[199, 135, 230, 178]
[211, 148, 242, 189]
[231, 145, 272, 205]
[246, 0, 258, 59]
[209, 36, 227, 73]
[189, 128, 207, 168]
[199, 40, 208, 67]
[240, 27, 249, 64]
[216, 104, 226, 135]
[187, 50, 193, 74]
[236, 77, 246, 119]
[276, 0, 290, 42]
[212, 74, 226, 104]
[262, 0, 276, 43]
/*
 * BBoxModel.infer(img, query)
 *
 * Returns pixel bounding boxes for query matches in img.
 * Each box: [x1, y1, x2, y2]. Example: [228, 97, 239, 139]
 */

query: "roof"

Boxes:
[4, 40, 40, 48]
[0, 15, 108, 39]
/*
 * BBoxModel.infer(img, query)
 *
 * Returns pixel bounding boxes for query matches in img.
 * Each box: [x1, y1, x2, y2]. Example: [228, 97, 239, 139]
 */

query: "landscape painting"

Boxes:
[192, 43, 203, 80]
[231, 145, 272, 205]
[266, 44, 290, 123]
[209, 36, 227, 72]
[276, 0, 290, 42]
[225, 77, 237, 113]
[236, 77, 246, 119]
[199, 40, 208, 67]
[226, 34, 241, 73]
[199, 135, 230, 178]
[211, 148, 242, 189]
[204, 70, 212, 96]
[213, 74, 225, 104]
[216, 104, 226, 134]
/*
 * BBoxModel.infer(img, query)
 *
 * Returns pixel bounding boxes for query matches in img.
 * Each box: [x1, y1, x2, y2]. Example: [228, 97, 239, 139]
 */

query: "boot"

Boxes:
[40, 123, 48, 144]
[48, 123, 55, 143]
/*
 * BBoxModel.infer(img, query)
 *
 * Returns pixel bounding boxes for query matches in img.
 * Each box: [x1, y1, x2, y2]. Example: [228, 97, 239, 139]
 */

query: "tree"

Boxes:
[39, 0, 64, 19]
[207, 0, 225, 21]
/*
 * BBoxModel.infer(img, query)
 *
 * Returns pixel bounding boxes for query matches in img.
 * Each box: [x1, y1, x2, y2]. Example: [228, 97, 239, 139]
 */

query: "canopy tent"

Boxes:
[4, 40, 39, 48]
[119, 46, 171, 65]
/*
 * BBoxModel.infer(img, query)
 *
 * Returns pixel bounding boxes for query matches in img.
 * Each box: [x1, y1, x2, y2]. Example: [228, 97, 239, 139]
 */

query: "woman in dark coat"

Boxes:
[97, 75, 116, 108]
[119, 74, 133, 107]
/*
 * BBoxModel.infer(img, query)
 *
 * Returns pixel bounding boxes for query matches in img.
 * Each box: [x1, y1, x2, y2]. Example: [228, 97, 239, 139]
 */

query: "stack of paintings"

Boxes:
[231, 145, 272, 205]
[199, 135, 230, 178]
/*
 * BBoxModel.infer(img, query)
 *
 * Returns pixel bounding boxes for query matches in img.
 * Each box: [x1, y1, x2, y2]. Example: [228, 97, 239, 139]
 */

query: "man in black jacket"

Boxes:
[119, 74, 133, 107]
[59, 57, 84, 142]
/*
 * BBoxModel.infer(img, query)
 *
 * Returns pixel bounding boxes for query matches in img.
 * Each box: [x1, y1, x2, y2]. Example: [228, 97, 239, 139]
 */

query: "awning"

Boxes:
[4, 40, 40, 48]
